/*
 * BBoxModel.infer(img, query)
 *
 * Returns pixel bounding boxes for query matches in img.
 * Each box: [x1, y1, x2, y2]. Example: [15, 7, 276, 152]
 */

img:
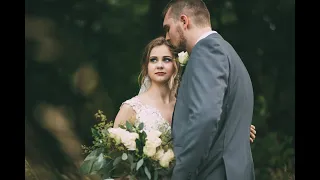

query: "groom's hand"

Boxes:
[172, 40, 229, 179]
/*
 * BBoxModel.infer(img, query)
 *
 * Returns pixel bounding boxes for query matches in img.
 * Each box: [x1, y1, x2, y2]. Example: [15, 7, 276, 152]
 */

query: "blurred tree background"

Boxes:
[25, 0, 295, 179]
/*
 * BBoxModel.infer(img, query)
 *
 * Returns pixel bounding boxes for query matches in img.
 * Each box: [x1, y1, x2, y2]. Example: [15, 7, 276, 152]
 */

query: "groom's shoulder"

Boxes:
[202, 33, 225, 46]
[198, 34, 236, 56]
[193, 35, 226, 55]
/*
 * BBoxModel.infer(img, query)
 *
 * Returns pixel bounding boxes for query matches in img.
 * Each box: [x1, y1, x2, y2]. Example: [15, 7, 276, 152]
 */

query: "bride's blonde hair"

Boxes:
[138, 36, 181, 97]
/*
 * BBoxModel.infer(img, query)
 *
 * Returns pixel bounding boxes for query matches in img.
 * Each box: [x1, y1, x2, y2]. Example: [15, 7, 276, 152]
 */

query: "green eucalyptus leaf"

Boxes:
[144, 166, 151, 180]
[79, 159, 95, 175]
[113, 156, 122, 167]
[84, 148, 104, 161]
[136, 159, 144, 171]
[126, 121, 133, 131]
[122, 153, 128, 160]
[98, 159, 113, 178]
[92, 153, 106, 172]
[138, 123, 144, 130]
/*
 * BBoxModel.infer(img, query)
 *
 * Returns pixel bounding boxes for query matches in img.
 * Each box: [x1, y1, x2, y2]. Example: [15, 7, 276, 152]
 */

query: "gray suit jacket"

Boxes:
[171, 33, 255, 180]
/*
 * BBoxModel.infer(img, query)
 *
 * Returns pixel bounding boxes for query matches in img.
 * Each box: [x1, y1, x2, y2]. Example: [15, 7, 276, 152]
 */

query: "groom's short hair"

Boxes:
[162, 0, 211, 28]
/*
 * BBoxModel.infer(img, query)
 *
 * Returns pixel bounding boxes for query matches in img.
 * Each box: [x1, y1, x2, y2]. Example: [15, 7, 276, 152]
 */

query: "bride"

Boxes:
[113, 36, 256, 141]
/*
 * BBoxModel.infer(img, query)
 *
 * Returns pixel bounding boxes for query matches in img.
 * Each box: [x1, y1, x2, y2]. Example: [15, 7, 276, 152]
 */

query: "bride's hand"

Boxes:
[250, 125, 256, 143]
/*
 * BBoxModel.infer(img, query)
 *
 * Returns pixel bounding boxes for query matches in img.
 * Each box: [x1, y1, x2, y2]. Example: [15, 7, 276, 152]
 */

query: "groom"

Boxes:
[163, 0, 255, 180]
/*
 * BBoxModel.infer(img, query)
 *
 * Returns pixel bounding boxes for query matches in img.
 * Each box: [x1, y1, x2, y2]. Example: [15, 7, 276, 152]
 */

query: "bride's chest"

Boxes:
[154, 104, 173, 122]
[137, 104, 173, 124]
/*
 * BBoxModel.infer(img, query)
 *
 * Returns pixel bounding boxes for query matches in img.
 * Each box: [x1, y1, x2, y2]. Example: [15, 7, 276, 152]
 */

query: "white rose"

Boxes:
[178, 51, 189, 66]
[108, 128, 127, 144]
[159, 149, 175, 168]
[145, 130, 162, 147]
[146, 130, 162, 138]
[154, 148, 165, 160]
[120, 132, 139, 151]
[143, 130, 163, 157]
[143, 141, 158, 157]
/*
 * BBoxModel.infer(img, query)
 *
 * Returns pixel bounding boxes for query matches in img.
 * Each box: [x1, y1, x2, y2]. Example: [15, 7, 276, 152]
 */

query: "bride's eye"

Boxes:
[149, 58, 157, 63]
[163, 57, 172, 62]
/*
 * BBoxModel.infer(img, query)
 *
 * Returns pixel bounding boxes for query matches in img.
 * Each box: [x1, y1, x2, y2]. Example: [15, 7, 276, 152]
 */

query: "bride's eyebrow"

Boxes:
[149, 55, 172, 59]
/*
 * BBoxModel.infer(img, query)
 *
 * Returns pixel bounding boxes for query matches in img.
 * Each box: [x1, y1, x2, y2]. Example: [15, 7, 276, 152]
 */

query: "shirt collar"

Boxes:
[195, 31, 217, 44]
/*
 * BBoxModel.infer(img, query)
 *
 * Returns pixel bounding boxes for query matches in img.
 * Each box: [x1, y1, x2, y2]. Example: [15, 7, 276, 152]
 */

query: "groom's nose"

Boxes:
[165, 33, 170, 41]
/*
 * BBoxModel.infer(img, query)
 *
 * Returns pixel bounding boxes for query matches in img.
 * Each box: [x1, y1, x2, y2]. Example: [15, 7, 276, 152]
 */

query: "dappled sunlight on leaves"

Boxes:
[73, 64, 100, 97]
[252, 132, 294, 180]
[25, 16, 62, 63]
[36, 103, 83, 165]
[221, 11, 238, 25]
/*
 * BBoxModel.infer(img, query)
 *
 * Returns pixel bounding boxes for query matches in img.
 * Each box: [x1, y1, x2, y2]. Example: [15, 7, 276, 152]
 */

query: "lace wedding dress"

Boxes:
[122, 96, 171, 134]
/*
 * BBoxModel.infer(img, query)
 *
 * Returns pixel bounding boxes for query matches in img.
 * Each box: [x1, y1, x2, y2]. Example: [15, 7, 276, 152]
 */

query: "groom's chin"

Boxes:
[177, 42, 187, 52]
[173, 46, 186, 54]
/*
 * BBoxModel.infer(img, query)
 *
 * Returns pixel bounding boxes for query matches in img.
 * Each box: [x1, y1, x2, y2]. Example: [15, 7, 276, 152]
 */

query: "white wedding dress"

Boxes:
[121, 96, 171, 134]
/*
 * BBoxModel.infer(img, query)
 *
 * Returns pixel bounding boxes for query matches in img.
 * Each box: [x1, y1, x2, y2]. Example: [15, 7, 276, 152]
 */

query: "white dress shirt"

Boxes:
[195, 30, 217, 44]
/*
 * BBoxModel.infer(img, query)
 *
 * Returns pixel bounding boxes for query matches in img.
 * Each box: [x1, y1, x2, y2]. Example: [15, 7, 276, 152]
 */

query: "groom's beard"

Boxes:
[175, 26, 187, 52]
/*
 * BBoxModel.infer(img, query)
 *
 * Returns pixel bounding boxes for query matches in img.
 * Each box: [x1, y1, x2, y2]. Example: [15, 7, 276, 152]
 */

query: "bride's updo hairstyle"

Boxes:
[138, 36, 180, 95]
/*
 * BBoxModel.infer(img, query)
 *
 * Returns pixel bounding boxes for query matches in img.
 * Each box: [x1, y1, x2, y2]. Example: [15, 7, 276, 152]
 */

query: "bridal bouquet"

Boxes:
[79, 110, 175, 180]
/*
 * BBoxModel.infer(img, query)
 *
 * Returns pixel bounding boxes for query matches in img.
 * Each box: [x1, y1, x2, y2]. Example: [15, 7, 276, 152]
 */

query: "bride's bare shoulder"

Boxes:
[119, 103, 134, 112]
[114, 97, 138, 127]
[118, 95, 143, 115]
[121, 95, 140, 105]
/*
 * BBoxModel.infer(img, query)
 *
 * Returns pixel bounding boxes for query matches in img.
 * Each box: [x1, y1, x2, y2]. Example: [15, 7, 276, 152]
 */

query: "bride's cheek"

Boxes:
[166, 63, 174, 75]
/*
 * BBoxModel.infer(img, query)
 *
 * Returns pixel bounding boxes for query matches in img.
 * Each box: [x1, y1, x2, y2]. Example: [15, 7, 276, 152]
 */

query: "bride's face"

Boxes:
[147, 45, 175, 84]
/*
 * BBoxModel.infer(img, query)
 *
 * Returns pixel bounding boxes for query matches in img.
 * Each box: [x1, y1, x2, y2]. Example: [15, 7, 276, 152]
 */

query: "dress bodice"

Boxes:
[121, 96, 171, 134]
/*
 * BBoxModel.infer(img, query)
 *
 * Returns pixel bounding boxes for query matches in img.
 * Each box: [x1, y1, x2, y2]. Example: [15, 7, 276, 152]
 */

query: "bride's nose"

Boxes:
[156, 61, 164, 69]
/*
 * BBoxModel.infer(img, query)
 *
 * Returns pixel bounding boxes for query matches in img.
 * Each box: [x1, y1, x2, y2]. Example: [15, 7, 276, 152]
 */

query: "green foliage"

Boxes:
[251, 97, 295, 180]
[252, 132, 294, 180]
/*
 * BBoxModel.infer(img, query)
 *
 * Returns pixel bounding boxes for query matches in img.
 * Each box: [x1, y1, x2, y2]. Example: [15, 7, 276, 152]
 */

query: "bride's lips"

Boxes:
[155, 72, 166, 76]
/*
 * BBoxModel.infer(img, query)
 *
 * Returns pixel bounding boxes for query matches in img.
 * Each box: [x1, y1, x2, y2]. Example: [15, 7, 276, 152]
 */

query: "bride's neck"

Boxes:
[148, 83, 173, 104]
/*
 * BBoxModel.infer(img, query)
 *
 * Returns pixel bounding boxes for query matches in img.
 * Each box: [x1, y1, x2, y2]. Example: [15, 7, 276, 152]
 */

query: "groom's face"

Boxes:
[175, 26, 187, 51]
[163, 11, 187, 51]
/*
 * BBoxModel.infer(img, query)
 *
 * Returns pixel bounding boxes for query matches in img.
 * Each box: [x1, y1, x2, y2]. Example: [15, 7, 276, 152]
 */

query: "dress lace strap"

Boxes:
[121, 96, 143, 114]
